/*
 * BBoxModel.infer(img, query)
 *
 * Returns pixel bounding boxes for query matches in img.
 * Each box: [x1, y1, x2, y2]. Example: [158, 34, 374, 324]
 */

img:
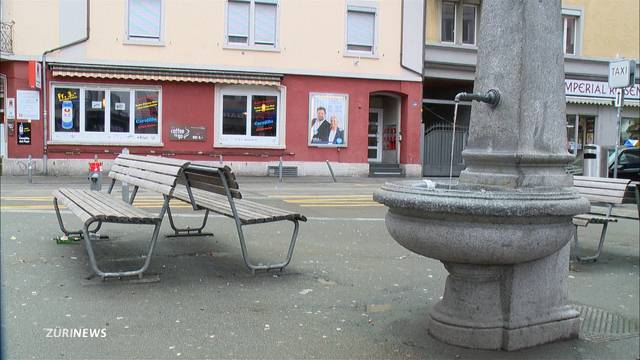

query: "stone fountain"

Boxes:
[374, 0, 590, 351]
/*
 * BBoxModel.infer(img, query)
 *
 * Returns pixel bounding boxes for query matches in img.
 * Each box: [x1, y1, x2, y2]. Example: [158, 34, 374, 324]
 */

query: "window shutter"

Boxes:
[347, 10, 375, 48]
[254, 3, 277, 45]
[128, 0, 161, 39]
[228, 1, 250, 38]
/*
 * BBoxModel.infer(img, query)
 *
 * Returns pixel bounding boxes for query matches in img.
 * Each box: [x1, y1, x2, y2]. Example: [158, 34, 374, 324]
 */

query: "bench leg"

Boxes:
[236, 220, 300, 273]
[82, 219, 163, 279]
[165, 205, 213, 237]
[576, 222, 609, 263]
[53, 197, 102, 238]
[81, 195, 170, 279]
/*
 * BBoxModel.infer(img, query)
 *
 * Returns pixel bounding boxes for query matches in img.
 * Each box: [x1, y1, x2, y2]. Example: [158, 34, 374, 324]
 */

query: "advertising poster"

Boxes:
[17, 122, 31, 145]
[134, 91, 159, 134]
[308, 93, 348, 147]
[251, 96, 277, 137]
[16, 90, 40, 120]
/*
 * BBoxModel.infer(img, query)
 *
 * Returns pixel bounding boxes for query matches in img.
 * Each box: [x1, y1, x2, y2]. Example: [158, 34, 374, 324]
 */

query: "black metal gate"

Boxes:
[423, 123, 468, 177]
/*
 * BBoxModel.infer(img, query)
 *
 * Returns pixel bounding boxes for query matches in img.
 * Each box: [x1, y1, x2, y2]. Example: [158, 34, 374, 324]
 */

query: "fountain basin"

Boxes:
[374, 180, 590, 350]
[373, 181, 590, 265]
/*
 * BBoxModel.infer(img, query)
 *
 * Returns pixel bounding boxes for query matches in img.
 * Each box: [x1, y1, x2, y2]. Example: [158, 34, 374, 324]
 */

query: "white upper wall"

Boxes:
[3, 0, 423, 82]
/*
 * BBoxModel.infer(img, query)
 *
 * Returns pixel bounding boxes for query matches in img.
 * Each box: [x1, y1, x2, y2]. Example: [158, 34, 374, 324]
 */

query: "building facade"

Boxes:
[0, 0, 425, 176]
[422, 0, 640, 176]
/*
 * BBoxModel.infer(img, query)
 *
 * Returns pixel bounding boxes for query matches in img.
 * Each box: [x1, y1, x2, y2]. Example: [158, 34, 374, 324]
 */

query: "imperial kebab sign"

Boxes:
[565, 79, 640, 102]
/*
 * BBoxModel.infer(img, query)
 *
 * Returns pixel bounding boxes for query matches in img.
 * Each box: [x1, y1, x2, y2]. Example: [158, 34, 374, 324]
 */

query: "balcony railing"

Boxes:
[1, 21, 14, 54]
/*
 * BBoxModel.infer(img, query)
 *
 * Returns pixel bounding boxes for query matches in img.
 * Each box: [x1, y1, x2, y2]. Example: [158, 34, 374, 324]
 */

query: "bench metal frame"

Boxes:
[572, 176, 638, 263]
[167, 165, 302, 273]
[52, 171, 173, 279]
[573, 203, 615, 262]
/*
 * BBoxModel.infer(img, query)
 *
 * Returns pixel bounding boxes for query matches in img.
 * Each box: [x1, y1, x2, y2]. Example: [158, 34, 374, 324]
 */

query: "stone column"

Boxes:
[459, 0, 574, 189]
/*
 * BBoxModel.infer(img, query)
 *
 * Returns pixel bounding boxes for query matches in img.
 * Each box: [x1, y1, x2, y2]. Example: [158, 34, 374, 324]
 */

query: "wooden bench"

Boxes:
[162, 163, 307, 273]
[572, 175, 633, 262]
[53, 154, 190, 279]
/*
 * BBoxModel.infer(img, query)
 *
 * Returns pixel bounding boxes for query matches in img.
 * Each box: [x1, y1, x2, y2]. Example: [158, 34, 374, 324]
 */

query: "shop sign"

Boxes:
[17, 122, 31, 145]
[565, 79, 640, 100]
[169, 126, 206, 141]
[608, 59, 636, 88]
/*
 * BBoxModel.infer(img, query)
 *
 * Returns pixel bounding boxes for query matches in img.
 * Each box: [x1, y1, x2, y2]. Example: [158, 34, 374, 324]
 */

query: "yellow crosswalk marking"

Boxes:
[270, 194, 381, 208]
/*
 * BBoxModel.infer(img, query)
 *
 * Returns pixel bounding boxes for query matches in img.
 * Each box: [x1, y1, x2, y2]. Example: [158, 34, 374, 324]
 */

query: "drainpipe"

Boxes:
[41, 0, 90, 174]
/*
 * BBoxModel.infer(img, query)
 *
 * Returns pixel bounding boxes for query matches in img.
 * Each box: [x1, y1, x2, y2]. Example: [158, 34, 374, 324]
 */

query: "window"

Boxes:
[346, 6, 377, 54]
[85, 90, 105, 132]
[562, 9, 580, 55]
[51, 85, 161, 144]
[441, 2, 455, 43]
[563, 15, 577, 54]
[127, 0, 162, 42]
[217, 86, 282, 147]
[461, 5, 476, 45]
[226, 0, 278, 48]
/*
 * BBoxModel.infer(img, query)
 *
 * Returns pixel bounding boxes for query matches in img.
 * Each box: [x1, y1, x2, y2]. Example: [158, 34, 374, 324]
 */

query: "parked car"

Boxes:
[608, 147, 640, 181]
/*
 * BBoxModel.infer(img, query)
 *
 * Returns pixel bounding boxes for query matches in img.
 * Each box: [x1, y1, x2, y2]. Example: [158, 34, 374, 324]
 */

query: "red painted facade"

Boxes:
[1, 60, 421, 167]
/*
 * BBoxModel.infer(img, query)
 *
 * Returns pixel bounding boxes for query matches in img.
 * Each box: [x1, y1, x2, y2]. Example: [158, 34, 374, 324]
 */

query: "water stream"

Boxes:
[448, 102, 459, 189]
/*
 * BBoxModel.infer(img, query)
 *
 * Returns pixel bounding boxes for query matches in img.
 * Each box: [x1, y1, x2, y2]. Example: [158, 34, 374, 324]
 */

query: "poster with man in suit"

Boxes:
[309, 93, 348, 147]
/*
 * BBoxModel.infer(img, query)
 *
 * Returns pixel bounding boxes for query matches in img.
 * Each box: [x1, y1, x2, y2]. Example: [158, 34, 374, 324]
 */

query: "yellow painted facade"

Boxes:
[562, 0, 639, 59]
[424, 0, 640, 59]
[1, 0, 420, 81]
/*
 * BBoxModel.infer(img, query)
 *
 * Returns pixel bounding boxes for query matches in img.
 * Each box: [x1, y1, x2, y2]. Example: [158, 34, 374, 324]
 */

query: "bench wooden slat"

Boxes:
[574, 176, 631, 184]
[179, 170, 239, 190]
[111, 164, 178, 187]
[179, 179, 243, 199]
[53, 190, 93, 224]
[574, 187, 627, 198]
[61, 189, 148, 222]
[574, 180, 630, 191]
[79, 189, 155, 220]
[114, 158, 184, 177]
[58, 188, 123, 220]
[172, 188, 305, 224]
[111, 172, 174, 196]
[55, 188, 158, 223]
[579, 194, 626, 205]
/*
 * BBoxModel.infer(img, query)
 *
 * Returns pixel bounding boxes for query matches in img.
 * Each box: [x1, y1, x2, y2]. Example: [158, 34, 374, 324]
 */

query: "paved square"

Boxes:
[1, 176, 638, 359]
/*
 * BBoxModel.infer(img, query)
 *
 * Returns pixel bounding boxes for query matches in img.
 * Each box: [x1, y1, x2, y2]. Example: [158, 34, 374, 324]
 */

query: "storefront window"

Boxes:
[54, 87, 80, 132]
[51, 85, 161, 144]
[566, 114, 595, 155]
[110, 90, 130, 133]
[217, 86, 281, 148]
[85, 90, 106, 132]
[222, 95, 247, 135]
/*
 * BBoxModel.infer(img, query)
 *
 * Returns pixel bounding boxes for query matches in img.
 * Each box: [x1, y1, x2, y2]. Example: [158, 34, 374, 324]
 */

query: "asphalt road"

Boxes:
[1, 176, 638, 359]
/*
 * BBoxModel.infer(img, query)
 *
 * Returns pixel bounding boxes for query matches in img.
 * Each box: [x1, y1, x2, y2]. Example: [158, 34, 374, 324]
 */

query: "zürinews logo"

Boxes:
[43, 328, 107, 338]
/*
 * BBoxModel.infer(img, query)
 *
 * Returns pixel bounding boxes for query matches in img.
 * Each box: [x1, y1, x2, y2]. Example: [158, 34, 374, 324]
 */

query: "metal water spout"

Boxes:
[454, 89, 501, 108]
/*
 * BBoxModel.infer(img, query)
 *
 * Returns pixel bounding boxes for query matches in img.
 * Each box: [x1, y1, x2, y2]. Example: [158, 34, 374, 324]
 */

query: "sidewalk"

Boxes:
[1, 176, 638, 359]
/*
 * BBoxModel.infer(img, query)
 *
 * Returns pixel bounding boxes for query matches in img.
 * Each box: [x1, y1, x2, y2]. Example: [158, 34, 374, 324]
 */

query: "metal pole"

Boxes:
[121, 148, 129, 201]
[613, 91, 623, 179]
[325, 160, 337, 183]
[27, 155, 33, 184]
[278, 156, 283, 183]
[219, 154, 223, 164]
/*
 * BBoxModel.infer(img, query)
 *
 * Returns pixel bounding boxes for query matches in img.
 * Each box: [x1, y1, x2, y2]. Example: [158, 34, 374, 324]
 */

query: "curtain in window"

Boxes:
[128, 0, 161, 39]
[347, 10, 375, 48]
[254, 3, 277, 45]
